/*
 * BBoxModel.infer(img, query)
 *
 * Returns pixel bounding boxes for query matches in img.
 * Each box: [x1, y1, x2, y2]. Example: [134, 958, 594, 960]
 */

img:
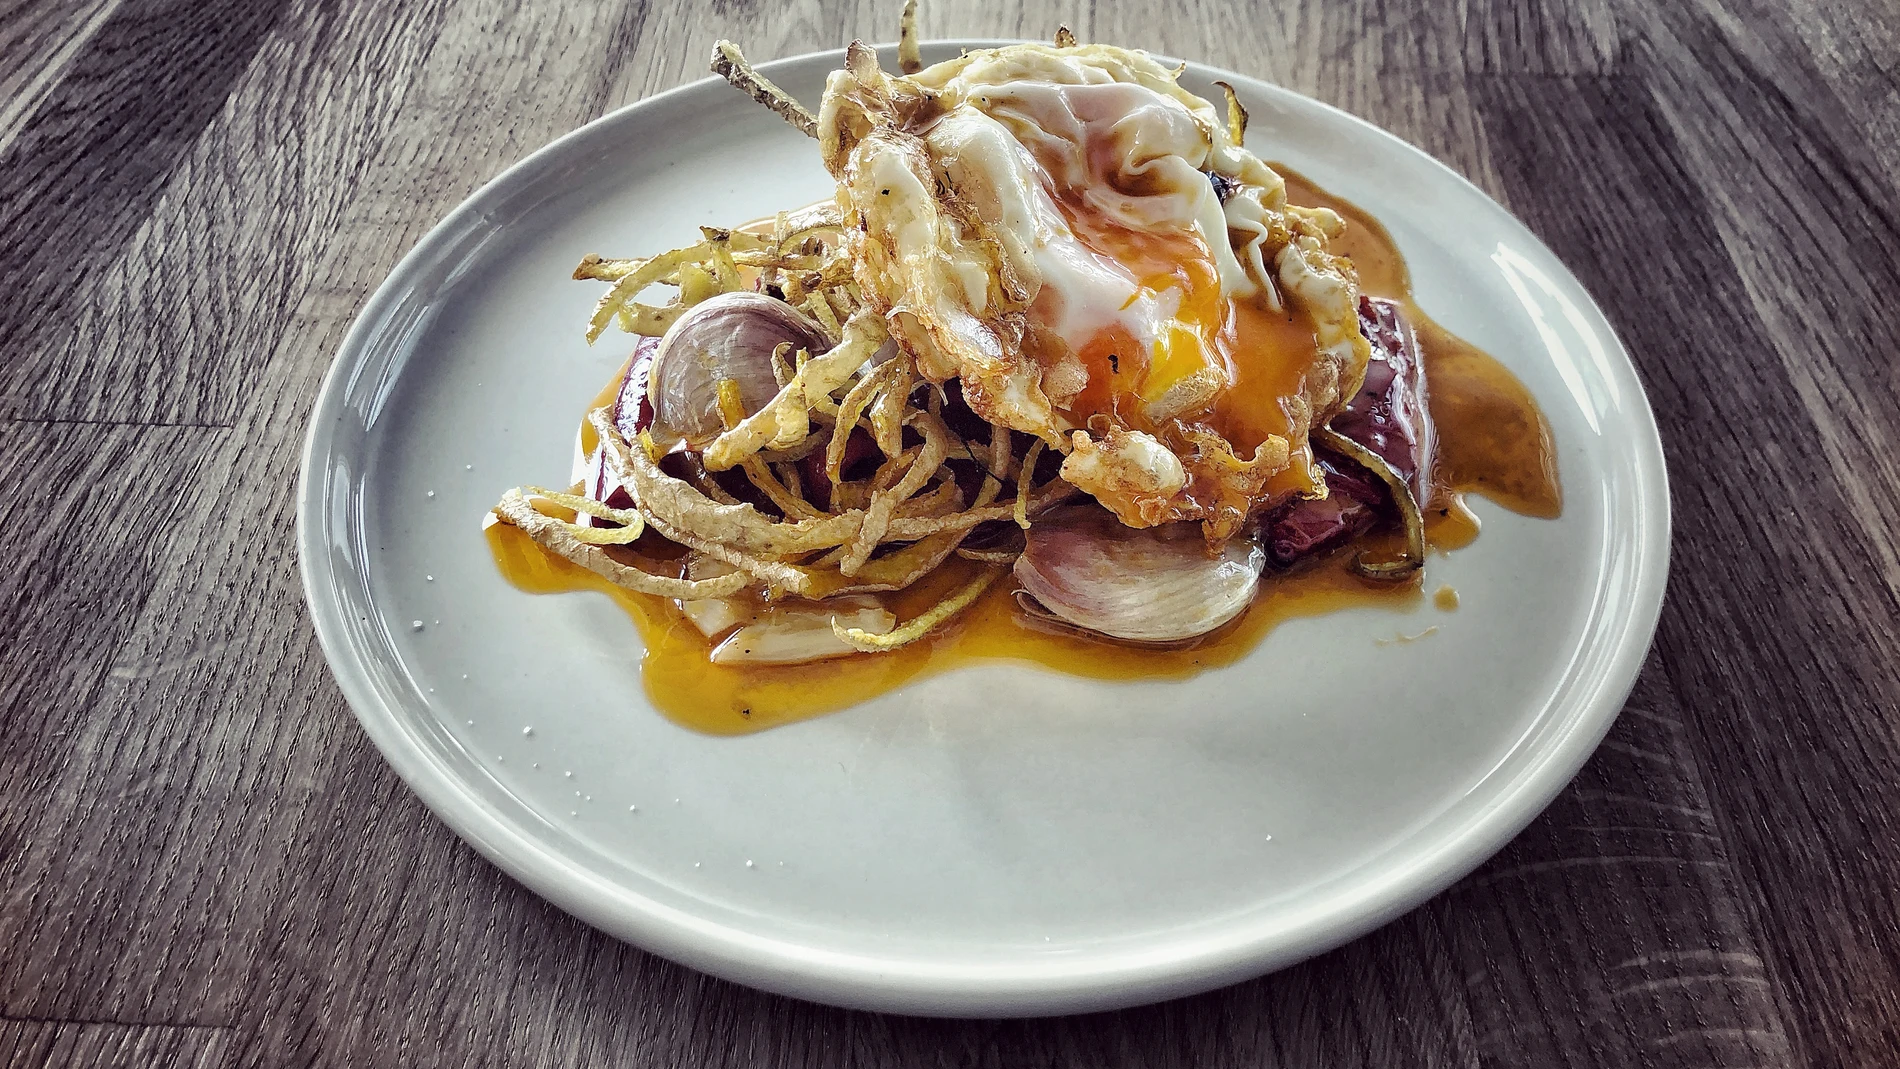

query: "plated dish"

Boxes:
[298, 28, 1667, 1015]
[485, 26, 1560, 731]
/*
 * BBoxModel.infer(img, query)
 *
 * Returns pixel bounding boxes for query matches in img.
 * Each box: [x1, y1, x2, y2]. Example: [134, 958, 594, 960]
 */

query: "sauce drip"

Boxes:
[488, 171, 1562, 735]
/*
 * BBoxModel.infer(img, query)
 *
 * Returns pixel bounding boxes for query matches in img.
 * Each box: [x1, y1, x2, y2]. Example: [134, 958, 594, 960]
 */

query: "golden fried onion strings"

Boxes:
[593, 407, 1077, 558]
[869, 360, 911, 458]
[1014, 438, 1045, 529]
[650, 507, 971, 601]
[702, 312, 889, 470]
[832, 566, 1001, 651]
[702, 227, 744, 290]
[842, 409, 952, 575]
[615, 302, 685, 336]
[898, 0, 923, 74]
[586, 242, 712, 342]
[711, 40, 817, 137]
[519, 486, 646, 544]
[955, 544, 1022, 564]
[827, 358, 899, 481]
[743, 456, 827, 520]
[493, 489, 749, 599]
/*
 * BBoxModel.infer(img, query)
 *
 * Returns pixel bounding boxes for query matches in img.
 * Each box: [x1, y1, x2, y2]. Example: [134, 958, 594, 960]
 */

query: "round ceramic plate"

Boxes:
[298, 41, 1669, 1016]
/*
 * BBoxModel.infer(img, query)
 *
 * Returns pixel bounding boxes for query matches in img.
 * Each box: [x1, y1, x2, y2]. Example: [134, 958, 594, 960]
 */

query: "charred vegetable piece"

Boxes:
[710, 41, 817, 138]
[1262, 454, 1383, 564]
[1331, 296, 1433, 500]
[1264, 296, 1433, 568]
[1312, 427, 1426, 582]
[799, 428, 879, 510]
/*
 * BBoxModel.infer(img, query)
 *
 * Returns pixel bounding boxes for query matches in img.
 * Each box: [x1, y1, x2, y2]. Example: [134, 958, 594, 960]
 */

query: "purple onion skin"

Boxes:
[613, 335, 661, 445]
[1264, 455, 1383, 564]
[578, 335, 661, 512]
[1264, 296, 1434, 568]
[1015, 506, 1265, 643]
[1332, 296, 1433, 499]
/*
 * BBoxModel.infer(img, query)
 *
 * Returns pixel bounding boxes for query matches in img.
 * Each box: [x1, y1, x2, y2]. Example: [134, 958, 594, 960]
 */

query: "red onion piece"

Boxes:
[1330, 296, 1433, 500]
[613, 335, 661, 444]
[1264, 296, 1435, 567]
[646, 292, 831, 450]
[1015, 506, 1264, 642]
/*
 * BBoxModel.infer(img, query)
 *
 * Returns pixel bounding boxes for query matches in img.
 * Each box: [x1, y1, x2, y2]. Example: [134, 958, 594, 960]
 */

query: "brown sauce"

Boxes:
[488, 172, 1562, 735]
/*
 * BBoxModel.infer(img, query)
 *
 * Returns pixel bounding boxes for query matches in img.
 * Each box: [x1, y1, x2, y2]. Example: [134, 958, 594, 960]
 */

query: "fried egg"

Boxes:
[819, 42, 1371, 541]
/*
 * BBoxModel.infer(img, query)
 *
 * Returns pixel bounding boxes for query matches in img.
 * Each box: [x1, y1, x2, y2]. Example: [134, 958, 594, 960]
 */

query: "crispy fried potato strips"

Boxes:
[827, 358, 897, 481]
[580, 216, 852, 344]
[586, 243, 708, 343]
[520, 487, 646, 544]
[497, 338, 1079, 638]
[842, 410, 952, 575]
[594, 405, 1072, 556]
[1014, 439, 1045, 529]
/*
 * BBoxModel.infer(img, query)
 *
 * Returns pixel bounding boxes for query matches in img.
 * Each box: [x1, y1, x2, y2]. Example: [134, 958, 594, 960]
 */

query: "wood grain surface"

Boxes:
[2, 0, 1895, 1065]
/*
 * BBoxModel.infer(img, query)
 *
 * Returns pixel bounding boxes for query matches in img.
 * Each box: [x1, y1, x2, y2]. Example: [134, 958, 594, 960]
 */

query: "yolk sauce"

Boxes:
[1042, 192, 1335, 502]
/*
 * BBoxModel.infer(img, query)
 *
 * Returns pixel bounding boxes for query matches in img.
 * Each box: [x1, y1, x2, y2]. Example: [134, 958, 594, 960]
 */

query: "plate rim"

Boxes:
[296, 39, 1672, 1016]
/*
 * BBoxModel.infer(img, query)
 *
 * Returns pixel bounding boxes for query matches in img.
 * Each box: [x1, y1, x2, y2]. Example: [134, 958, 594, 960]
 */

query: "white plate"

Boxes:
[298, 41, 1669, 1016]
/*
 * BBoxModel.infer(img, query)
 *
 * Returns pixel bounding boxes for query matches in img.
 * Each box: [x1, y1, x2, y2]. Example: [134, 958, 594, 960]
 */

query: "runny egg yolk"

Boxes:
[1043, 199, 1324, 493]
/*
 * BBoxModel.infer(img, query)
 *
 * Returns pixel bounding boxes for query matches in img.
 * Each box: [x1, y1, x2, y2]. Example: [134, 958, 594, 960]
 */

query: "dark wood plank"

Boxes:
[0, 0, 288, 426]
[1635, 5, 1900, 1062]
[0, 0, 117, 149]
[0, 1019, 230, 1069]
[0, 0, 660, 1032]
[1470, 40, 1900, 1066]
[0, 422, 234, 1018]
[1679, 0, 1900, 194]
[1427, 661, 1792, 1066]
[0, 0, 460, 429]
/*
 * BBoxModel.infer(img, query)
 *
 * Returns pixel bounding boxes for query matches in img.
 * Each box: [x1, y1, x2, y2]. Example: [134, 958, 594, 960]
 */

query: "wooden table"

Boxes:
[3, 0, 1896, 1065]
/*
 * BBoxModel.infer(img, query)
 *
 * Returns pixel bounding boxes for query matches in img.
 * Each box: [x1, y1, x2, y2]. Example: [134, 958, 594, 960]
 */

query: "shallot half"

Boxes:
[645, 291, 832, 449]
[1015, 505, 1264, 642]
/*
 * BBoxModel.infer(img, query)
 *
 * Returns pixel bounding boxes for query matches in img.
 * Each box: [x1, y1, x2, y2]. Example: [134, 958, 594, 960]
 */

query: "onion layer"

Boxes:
[1014, 506, 1264, 642]
[648, 291, 831, 449]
